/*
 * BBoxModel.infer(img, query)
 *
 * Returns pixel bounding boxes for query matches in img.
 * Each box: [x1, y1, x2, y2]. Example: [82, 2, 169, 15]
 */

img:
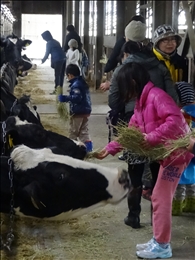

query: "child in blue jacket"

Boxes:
[58, 64, 93, 152]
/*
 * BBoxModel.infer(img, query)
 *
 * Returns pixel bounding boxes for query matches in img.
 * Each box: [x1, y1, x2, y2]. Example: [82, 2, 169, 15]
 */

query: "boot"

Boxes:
[183, 197, 195, 213]
[124, 187, 142, 229]
[172, 199, 184, 216]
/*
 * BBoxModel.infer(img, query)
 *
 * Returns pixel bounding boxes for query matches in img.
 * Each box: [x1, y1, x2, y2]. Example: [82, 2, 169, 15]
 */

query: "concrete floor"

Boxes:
[1, 62, 195, 260]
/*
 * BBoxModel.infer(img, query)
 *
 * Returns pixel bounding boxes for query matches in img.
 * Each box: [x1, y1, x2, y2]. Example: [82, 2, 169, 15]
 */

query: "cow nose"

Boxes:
[118, 169, 130, 189]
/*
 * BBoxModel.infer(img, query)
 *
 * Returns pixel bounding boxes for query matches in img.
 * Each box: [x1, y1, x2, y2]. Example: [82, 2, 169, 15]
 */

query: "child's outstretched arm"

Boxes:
[95, 148, 109, 160]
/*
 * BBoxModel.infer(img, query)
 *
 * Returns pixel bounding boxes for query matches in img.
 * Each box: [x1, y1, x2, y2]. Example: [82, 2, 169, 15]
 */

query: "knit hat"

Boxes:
[125, 20, 146, 42]
[68, 39, 78, 48]
[153, 24, 182, 48]
[176, 82, 195, 106]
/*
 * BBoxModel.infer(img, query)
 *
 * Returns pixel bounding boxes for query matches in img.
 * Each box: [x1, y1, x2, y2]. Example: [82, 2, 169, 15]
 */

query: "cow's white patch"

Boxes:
[14, 201, 108, 221]
[26, 101, 38, 118]
[9, 38, 18, 45]
[15, 116, 31, 125]
[11, 145, 128, 203]
[72, 140, 85, 147]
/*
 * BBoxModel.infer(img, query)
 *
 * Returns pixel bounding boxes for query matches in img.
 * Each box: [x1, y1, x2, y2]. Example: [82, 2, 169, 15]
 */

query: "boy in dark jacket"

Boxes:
[58, 64, 93, 152]
[41, 30, 66, 94]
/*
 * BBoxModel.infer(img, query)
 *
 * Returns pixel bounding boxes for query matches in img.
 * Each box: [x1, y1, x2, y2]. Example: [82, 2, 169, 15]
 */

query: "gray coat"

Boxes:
[108, 52, 179, 113]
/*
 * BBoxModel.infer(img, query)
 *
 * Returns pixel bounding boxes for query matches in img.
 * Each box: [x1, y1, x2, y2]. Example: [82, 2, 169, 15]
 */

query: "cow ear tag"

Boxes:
[25, 43, 30, 47]
[8, 135, 14, 148]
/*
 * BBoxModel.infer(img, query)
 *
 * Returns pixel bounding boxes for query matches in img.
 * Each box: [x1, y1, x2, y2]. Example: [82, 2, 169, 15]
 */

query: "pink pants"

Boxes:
[152, 163, 187, 244]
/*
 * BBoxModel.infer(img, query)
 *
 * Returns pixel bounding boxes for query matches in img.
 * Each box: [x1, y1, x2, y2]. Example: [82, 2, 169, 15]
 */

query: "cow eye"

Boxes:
[59, 173, 64, 180]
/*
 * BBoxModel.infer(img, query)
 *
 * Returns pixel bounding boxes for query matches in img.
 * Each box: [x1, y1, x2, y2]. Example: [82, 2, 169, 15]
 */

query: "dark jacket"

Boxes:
[64, 31, 82, 53]
[104, 36, 126, 73]
[109, 52, 179, 113]
[66, 76, 91, 116]
[153, 48, 188, 82]
[41, 31, 65, 67]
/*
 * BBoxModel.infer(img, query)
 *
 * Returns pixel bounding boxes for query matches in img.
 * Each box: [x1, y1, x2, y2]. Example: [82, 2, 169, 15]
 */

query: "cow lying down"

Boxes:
[1, 145, 131, 220]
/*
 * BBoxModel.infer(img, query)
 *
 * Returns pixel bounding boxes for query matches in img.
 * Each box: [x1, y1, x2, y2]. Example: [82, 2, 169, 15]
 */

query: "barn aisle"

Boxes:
[1, 63, 195, 260]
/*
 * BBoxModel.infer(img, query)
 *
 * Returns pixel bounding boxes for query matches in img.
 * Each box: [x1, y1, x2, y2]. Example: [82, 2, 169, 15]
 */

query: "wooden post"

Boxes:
[94, 0, 104, 89]
[182, 1, 195, 54]
[74, 0, 80, 33]
[12, 0, 22, 37]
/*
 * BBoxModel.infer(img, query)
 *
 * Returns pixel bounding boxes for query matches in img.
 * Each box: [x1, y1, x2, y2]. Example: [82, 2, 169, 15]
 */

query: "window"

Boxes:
[89, 1, 97, 37]
[104, 1, 117, 36]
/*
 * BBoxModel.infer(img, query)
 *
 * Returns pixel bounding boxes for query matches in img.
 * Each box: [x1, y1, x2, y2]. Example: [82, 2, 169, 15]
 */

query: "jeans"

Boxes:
[53, 59, 66, 88]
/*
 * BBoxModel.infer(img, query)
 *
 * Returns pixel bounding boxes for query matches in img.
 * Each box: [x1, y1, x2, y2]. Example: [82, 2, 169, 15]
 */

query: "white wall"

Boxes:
[22, 14, 62, 59]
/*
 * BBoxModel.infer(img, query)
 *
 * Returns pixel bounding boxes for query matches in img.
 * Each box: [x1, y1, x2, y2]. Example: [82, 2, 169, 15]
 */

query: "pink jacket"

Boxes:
[106, 81, 193, 167]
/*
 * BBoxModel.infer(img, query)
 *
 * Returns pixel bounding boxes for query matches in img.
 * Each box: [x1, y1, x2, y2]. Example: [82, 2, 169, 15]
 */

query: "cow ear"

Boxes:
[22, 40, 32, 47]
[23, 181, 46, 210]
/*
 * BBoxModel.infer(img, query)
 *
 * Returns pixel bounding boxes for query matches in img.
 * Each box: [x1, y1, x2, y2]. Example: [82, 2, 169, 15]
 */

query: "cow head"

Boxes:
[0, 34, 32, 69]
[5, 145, 130, 220]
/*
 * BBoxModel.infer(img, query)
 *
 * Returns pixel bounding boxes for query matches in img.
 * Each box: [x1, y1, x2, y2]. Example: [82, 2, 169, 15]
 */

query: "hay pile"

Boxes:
[115, 124, 195, 162]
[56, 86, 70, 122]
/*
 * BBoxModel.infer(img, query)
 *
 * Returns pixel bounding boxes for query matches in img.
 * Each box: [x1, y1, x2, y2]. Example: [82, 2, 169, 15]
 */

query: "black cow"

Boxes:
[1, 145, 130, 219]
[0, 116, 87, 159]
[0, 34, 33, 92]
[1, 63, 18, 93]
[0, 86, 42, 125]
[0, 33, 32, 69]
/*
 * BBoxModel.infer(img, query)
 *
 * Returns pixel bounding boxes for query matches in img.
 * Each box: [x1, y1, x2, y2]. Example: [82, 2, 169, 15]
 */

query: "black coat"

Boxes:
[104, 36, 126, 73]
[64, 31, 82, 53]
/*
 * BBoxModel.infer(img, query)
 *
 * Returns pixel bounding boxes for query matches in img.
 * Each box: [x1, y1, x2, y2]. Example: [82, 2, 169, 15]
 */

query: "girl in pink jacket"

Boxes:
[96, 62, 193, 259]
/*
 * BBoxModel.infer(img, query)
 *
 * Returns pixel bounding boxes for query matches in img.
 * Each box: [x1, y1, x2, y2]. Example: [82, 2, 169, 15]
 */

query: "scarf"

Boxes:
[153, 47, 182, 83]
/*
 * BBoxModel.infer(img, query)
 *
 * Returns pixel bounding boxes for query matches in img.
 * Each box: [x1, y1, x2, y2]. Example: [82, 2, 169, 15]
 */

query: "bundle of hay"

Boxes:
[115, 123, 195, 162]
[56, 86, 70, 122]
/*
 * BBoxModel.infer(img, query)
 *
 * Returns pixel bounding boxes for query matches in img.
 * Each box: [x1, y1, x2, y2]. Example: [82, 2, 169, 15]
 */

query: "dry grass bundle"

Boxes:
[84, 149, 101, 160]
[116, 123, 195, 162]
[56, 86, 70, 122]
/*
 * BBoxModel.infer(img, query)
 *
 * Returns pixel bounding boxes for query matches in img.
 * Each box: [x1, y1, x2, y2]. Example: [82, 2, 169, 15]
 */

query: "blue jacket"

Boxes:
[41, 31, 65, 67]
[66, 76, 92, 116]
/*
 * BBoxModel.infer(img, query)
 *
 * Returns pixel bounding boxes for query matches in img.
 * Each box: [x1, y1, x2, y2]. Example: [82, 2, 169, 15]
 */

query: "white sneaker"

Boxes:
[136, 237, 155, 251]
[136, 239, 172, 259]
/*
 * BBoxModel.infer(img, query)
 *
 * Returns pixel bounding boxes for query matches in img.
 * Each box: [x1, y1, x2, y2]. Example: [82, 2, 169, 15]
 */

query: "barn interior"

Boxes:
[1, 1, 195, 260]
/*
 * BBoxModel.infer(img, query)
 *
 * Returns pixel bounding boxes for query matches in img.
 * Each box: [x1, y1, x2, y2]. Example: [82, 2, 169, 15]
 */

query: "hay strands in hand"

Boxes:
[56, 86, 70, 121]
[115, 123, 195, 162]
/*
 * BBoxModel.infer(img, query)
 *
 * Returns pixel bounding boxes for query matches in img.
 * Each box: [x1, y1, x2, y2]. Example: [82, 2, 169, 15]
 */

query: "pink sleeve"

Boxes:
[105, 141, 123, 156]
[128, 114, 138, 127]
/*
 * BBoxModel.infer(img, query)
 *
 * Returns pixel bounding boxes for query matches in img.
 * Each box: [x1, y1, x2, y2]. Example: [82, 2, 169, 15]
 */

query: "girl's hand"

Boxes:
[186, 136, 195, 153]
[95, 148, 109, 159]
[142, 133, 150, 149]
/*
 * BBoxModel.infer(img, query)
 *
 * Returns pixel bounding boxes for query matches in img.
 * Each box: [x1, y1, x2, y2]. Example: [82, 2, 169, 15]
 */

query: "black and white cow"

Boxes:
[0, 34, 32, 69]
[1, 145, 130, 220]
[0, 34, 33, 92]
[1, 116, 87, 159]
[0, 86, 42, 125]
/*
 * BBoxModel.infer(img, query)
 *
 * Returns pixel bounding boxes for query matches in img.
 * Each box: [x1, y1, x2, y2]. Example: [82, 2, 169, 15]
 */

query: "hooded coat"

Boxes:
[108, 52, 179, 114]
[64, 30, 82, 53]
[41, 30, 65, 67]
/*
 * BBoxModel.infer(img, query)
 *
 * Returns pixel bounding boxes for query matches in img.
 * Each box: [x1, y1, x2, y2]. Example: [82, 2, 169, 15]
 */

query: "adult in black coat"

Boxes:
[64, 25, 82, 53]
[103, 15, 146, 74]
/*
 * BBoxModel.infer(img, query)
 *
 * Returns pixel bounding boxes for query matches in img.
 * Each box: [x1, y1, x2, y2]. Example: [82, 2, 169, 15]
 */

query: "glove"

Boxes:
[58, 94, 69, 102]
